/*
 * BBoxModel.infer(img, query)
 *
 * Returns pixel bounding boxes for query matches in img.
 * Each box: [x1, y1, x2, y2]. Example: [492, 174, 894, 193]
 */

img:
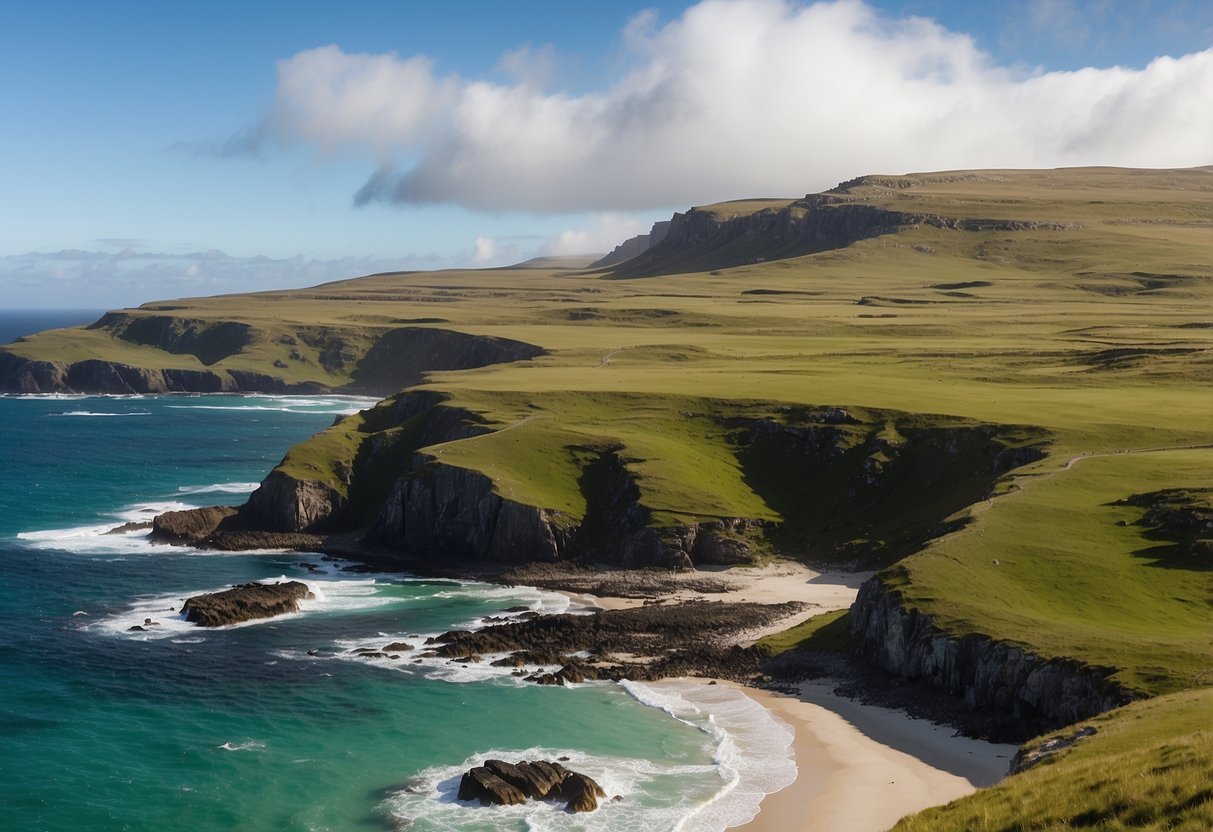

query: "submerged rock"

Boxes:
[180, 581, 313, 627]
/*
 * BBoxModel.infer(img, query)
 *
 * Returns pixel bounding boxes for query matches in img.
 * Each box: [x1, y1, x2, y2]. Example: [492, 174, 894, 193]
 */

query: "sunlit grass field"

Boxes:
[5, 167, 1211, 826]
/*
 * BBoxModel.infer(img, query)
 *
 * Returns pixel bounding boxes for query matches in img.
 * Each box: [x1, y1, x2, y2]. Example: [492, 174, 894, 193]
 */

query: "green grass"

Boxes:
[755, 609, 859, 655]
[893, 687, 1213, 832]
[5, 167, 1212, 825]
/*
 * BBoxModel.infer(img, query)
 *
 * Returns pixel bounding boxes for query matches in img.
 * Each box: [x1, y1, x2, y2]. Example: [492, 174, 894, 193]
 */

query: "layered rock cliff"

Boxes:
[0, 321, 545, 396]
[612, 192, 1074, 278]
[849, 576, 1136, 734]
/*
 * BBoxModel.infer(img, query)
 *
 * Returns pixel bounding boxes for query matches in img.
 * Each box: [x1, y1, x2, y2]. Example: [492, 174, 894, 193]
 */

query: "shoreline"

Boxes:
[555, 563, 1015, 831]
[727, 680, 1014, 832]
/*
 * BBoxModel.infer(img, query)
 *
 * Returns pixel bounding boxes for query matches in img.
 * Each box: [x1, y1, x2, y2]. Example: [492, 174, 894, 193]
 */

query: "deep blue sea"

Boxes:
[0, 359, 794, 829]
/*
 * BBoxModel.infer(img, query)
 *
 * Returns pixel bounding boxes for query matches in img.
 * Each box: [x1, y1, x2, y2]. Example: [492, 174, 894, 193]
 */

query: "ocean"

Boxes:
[0, 389, 794, 830]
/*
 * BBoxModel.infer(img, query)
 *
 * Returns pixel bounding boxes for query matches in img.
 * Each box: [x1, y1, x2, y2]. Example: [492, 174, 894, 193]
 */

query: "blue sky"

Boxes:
[2, 0, 1210, 308]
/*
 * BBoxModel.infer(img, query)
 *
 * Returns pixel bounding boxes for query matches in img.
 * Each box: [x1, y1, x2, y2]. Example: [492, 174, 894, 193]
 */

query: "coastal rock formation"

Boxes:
[849, 577, 1134, 734]
[457, 759, 606, 812]
[367, 459, 574, 563]
[612, 190, 1074, 278]
[243, 471, 347, 533]
[420, 599, 807, 683]
[590, 220, 671, 268]
[0, 320, 545, 396]
[180, 581, 314, 627]
[150, 505, 240, 544]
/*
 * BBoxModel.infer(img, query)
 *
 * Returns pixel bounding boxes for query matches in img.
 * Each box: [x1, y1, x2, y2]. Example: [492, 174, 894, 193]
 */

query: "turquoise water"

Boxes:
[0, 393, 794, 831]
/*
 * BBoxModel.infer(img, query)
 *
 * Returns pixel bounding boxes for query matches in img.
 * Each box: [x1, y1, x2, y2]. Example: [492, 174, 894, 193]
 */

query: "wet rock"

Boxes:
[457, 766, 527, 806]
[180, 581, 313, 627]
[558, 772, 607, 813]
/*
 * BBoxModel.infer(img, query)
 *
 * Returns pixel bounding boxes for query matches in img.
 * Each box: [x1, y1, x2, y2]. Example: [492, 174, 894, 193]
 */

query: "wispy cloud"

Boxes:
[228, 0, 1212, 213]
[0, 249, 451, 309]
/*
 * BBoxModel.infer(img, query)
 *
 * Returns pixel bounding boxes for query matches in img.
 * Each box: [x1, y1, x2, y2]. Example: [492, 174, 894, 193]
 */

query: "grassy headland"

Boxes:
[6, 166, 1211, 825]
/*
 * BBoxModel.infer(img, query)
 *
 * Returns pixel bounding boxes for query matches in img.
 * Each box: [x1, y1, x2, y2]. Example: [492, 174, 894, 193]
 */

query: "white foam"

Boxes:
[218, 740, 265, 752]
[382, 745, 719, 832]
[89, 574, 407, 640]
[52, 410, 152, 417]
[624, 681, 798, 832]
[176, 482, 260, 495]
[17, 500, 205, 556]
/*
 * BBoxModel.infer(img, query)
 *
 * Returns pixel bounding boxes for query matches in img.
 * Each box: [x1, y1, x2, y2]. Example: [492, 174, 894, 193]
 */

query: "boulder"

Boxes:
[180, 581, 313, 627]
[457, 766, 527, 806]
[558, 772, 607, 813]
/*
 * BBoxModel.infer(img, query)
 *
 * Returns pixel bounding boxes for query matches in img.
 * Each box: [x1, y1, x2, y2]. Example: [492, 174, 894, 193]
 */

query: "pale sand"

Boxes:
[559, 563, 1015, 831]
[729, 681, 1015, 831]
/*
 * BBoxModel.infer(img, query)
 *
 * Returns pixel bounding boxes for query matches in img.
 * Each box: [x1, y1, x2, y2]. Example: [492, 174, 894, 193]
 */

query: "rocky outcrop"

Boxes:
[180, 581, 314, 626]
[243, 471, 347, 533]
[150, 505, 240, 544]
[367, 459, 574, 563]
[0, 351, 328, 395]
[591, 220, 671, 268]
[613, 192, 1075, 277]
[457, 759, 607, 813]
[850, 577, 1135, 733]
[421, 599, 806, 683]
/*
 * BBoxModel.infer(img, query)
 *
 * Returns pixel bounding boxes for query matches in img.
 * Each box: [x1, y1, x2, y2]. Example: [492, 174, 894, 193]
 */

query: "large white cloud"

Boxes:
[265, 0, 1212, 212]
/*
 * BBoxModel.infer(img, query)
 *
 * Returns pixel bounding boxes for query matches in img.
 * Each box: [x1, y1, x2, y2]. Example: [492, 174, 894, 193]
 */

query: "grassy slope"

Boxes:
[8, 167, 1212, 823]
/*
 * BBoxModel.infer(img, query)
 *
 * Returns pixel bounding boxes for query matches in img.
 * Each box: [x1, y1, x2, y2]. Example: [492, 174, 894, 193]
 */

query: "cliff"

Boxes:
[168, 391, 1048, 573]
[590, 220, 671, 268]
[0, 321, 545, 396]
[610, 193, 1074, 278]
[849, 576, 1136, 735]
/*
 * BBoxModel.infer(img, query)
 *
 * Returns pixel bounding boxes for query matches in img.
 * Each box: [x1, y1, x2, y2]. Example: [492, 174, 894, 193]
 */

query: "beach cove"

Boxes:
[0, 392, 1013, 831]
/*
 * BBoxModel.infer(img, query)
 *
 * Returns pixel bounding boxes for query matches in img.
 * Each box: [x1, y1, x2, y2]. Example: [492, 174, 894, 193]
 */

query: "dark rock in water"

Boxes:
[457, 766, 527, 806]
[105, 521, 152, 535]
[128, 625, 146, 632]
[558, 771, 607, 813]
[150, 505, 240, 545]
[383, 642, 415, 652]
[457, 759, 603, 812]
[503, 605, 530, 613]
[180, 581, 313, 627]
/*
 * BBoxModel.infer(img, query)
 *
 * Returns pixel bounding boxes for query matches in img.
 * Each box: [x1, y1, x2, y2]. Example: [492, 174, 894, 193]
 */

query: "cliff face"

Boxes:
[0, 351, 326, 395]
[367, 459, 574, 563]
[590, 221, 671, 268]
[611, 194, 1074, 278]
[850, 577, 1135, 733]
[211, 390, 1048, 572]
[0, 322, 545, 396]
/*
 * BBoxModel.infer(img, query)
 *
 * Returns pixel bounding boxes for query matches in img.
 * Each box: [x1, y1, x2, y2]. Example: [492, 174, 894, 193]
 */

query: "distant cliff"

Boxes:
[590, 221, 671, 268]
[608, 193, 1074, 278]
[0, 321, 545, 397]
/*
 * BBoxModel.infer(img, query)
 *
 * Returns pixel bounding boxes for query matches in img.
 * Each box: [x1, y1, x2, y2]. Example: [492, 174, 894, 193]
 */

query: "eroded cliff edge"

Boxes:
[0, 321, 545, 396]
[848, 576, 1135, 738]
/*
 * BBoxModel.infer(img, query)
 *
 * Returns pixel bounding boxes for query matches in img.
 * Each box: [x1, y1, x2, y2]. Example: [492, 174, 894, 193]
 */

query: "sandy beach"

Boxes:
[570, 562, 1016, 831]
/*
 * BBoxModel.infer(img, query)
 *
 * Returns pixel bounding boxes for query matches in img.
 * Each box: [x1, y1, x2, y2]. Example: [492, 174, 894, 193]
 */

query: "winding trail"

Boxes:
[970, 441, 1213, 518]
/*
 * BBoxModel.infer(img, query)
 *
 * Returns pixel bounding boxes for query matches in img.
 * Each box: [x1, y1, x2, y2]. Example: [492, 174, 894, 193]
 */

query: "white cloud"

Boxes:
[259, 0, 1212, 213]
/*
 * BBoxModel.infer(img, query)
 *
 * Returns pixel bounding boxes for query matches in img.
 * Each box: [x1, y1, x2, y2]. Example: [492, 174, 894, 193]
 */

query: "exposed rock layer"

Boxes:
[849, 577, 1135, 735]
